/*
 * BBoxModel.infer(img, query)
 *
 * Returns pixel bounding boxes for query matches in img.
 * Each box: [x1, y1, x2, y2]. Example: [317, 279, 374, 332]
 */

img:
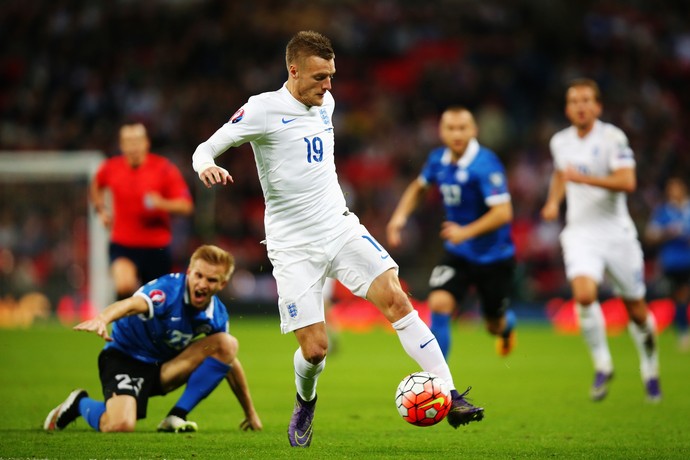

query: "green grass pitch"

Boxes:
[1, 316, 689, 459]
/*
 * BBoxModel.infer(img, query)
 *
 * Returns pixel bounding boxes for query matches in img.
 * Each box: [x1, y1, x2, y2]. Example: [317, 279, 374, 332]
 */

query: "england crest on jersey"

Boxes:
[319, 108, 330, 125]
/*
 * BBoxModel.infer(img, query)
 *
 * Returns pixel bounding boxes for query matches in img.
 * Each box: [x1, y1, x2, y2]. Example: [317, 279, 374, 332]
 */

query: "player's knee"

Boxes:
[428, 291, 455, 315]
[372, 285, 413, 322]
[101, 417, 136, 432]
[486, 320, 502, 336]
[301, 343, 327, 364]
[209, 333, 238, 363]
[113, 279, 138, 299]
[624, 299, 648, 325]
[574, 293, 597, 306]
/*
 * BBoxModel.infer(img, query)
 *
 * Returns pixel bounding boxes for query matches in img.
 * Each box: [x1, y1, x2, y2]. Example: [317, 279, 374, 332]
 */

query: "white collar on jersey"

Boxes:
[280, 83, 321, 110]
[441, 138, 479, 168]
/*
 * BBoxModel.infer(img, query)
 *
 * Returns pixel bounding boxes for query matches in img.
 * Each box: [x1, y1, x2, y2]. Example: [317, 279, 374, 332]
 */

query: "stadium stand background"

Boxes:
[1, 0, 689, 317]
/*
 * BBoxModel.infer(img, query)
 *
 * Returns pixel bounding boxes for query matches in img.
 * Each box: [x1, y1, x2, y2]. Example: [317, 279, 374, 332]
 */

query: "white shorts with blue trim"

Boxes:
[268, 219, 398, 333]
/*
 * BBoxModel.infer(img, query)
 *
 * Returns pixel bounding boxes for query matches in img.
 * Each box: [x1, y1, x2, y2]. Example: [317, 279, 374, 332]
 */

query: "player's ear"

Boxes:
[289, 64, 298, 79]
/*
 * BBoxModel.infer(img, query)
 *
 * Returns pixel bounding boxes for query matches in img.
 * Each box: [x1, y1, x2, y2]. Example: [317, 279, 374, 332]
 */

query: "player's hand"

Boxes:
[440, 221, 471, 245]
[386, 216, 406, 248]
[199, 166, 233, 188]
[562, 166, 588, 184]
[239, 414, 263, 431]
[96, 209, 112, 229]
[143, 192, 163, 210]
[541, 202, 559, 221]
[74, 318, 112, 342]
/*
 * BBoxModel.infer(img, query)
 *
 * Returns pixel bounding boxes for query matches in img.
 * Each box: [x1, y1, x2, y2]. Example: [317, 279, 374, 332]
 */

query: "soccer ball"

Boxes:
[395, 371, 452, 426]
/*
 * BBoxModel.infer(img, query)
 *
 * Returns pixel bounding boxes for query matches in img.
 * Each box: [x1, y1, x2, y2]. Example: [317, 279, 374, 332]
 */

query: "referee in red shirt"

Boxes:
[90, 123, 194, 300]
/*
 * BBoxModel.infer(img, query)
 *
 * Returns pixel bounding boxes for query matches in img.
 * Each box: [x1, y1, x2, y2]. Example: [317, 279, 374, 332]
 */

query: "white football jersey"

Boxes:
[550, 120, 637, 237]
[192, 84, 354, 248]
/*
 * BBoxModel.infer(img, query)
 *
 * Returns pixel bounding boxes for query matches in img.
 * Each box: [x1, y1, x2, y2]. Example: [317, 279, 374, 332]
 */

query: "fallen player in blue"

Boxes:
[44, 244, 262, 433]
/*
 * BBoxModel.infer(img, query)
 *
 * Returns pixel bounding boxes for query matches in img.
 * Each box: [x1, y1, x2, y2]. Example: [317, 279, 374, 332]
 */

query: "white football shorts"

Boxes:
[560, 229, 646, 299]
[268, 219, 398, 333]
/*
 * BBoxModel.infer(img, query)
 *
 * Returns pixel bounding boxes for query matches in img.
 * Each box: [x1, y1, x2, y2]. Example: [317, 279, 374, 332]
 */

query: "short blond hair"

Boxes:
[190, 245, 235, 282]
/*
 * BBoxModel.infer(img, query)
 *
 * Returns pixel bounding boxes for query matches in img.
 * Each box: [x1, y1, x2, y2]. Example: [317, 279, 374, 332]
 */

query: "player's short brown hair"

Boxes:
[567, 78, 602, 103]
[285, 30, 334, 68]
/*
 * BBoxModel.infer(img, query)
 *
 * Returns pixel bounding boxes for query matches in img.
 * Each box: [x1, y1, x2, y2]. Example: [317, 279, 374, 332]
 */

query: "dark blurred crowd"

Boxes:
[1, 0, 689, 311]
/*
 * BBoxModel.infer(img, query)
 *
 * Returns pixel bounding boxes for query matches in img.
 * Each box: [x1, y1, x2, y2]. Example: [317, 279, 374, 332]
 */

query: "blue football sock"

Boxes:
[174, 357, 231, 413]
[430, 312, 451, 358]
[502, 309, 517, 338]
[79, 397, 106, 431]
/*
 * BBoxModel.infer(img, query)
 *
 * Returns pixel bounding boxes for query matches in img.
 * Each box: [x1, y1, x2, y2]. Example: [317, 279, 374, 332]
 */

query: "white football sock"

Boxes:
[293, 347, 325, 402]
[392, 310, 456, 390]
[628, 313, 660, 381]
[576, 302, 613, 374]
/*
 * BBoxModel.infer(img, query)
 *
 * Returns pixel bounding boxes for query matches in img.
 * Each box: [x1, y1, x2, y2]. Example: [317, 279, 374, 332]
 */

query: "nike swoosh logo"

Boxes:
[420, 396, 446, 409]
[381, 254, 389, 260]
[295, 423, 313, 446]
[420, 338, 436, 348]
[282, 117, 297, 124]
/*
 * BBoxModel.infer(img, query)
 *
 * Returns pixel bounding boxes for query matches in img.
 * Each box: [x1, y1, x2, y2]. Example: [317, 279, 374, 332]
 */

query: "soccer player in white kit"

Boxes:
[191, 31, 483, 447]
[541, 78, 660, 402]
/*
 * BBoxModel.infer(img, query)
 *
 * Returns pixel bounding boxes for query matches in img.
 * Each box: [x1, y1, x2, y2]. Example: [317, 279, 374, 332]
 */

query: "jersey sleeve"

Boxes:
[480, 157, 511, 207]
[607, 127, 636, 171]
[192, 98, 268, 173]
[418, 151, 439, 186]
[549, 134, 565, 171]
[209, 299, 230, 334]
[94, 159, 111, 187]
[133, 275, 179, 320]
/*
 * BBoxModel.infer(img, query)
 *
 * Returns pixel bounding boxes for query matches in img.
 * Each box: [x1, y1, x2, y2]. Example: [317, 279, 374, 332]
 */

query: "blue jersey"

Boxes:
[105, 273, 230, 364]
[648, 201, 690, 273]
[419, 139, 515, 264]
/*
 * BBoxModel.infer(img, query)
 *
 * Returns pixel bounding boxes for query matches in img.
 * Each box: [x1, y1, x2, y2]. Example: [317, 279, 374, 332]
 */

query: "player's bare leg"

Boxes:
[158, 333, 236, 432]
[99, 394, 137, 432]
[111, 257, 139, 300]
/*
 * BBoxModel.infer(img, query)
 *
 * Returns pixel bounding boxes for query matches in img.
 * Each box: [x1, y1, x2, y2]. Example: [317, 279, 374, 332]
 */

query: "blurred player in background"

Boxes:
[90, 122, 194, 300]
[645, 176, 690, 351]
[44, 245, 262, 433]
[541, 78, 661, 402]
[192, 30, 484, 448]
[387, 107, 517, 358]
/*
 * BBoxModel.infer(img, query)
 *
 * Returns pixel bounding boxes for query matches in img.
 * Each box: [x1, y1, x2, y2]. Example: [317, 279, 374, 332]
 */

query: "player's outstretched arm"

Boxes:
[440, 201, 513, 245]
[73, 296, 149, 341]
[541, 170, 565, 221]
[387, 179, 427, 248]
[562, 166, 636, 193]
[226, 356, 263, 431]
